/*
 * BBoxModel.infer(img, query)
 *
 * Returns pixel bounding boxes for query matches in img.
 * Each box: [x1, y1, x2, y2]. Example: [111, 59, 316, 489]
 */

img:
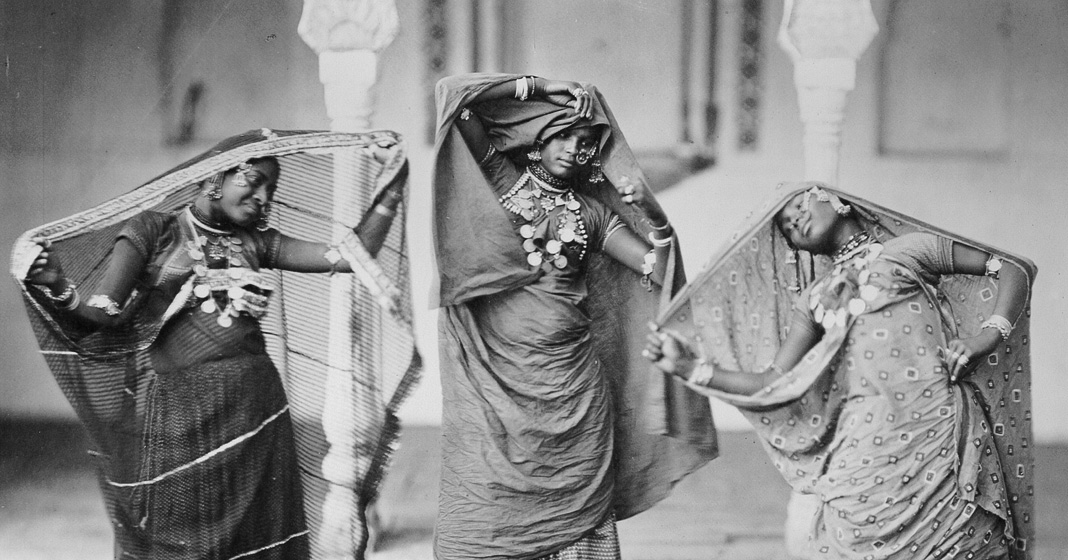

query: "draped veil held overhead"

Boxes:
[11, 129, 421, 560]
[431, 73, 717, 560]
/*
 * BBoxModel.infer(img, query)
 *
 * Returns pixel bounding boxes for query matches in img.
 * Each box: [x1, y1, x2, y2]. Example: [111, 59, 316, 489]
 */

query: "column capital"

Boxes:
[298, 0, 399, 54]
[777, 0, 878, 63]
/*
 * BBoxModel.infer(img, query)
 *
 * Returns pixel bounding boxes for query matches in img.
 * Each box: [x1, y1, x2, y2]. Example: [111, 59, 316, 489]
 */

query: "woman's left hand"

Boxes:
[616, 176, 668, 225]
[538, 79, 593, 118]
[944, 329, 1001, 382]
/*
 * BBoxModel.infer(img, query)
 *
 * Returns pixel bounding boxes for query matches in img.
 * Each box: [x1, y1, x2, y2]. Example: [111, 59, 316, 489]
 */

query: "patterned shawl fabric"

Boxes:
[432, 74, 718, 523]
[656, 183, 1037, 558]
[10, 129, 421, 559]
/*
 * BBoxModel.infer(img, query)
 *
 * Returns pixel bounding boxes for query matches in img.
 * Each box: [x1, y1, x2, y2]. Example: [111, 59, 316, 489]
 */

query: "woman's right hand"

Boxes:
[537, 79, 593, 119]
[26, 237, 66, 291]
[643, 324, 698, 379]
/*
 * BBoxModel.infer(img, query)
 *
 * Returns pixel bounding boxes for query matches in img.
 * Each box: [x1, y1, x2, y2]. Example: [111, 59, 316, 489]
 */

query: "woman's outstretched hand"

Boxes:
[26, 237, 66, 291]
[538, 79, 593, 119]
[643, 323, 698, 380]
[616, 175, 668, 226]
[944, 329, 1002, 383]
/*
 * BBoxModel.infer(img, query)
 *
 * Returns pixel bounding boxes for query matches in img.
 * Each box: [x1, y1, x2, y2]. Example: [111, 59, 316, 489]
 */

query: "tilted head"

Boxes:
[776, 186, 860, 256]
[201, 157, 280, 228]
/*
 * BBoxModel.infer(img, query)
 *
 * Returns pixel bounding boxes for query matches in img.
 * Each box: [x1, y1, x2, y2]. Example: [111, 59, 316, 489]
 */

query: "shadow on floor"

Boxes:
[2, 420, 1066, 559]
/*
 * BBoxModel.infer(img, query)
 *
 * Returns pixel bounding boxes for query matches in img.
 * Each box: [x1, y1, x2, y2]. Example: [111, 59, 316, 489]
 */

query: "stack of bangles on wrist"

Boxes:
[647, 222, 673, 248]
[980, 314, 1013, 341]
[373, 191, 403, 217]
[32, 282, 80, 311]
[514, 76, 537, 101]
[693, 358, 714, 383]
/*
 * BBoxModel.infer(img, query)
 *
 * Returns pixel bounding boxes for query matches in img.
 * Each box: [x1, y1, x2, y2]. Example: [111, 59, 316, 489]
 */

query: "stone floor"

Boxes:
[1, 420, 1066, 559]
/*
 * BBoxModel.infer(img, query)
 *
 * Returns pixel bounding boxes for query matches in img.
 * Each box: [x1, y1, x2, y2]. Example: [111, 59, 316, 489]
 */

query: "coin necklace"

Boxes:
[184, 206, 247, 328]
[499, 167, 589, 271]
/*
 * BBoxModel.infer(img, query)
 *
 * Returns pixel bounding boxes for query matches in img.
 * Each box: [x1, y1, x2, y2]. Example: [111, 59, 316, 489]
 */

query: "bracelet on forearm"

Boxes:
[324, 246, 343, 276]
[689, 358, 714, 385]
[32, 282, 80, 310]
[647, 230, 673, 248]
[514, 76, 537, 101]
[980, 314, 1013, 341]
[649, 220, 672, 231]
[86, 294, 120, 316]
[640, 249, 657, 291]
[373, 205, 397, 217]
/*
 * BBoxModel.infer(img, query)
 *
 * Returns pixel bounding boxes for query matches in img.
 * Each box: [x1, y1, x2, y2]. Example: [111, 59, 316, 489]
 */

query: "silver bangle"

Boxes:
[324, 246, 343, 276]
[980, 314, 1013, 341]
[86, 294, 121, 316]
[32, 282, 80, 310]
[373, 205, 396, 217]
[647, 230, 673, 247]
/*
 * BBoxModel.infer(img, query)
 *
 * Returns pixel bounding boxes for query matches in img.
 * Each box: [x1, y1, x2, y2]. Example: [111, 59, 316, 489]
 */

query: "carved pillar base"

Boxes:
[793, 58, 857, 184]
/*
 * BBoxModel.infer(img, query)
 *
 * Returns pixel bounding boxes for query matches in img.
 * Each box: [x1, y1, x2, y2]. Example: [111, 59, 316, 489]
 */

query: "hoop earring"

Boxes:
[202, 173, 224, 200]
[527, 143, 542, 162]
[256, 202, 272, 232]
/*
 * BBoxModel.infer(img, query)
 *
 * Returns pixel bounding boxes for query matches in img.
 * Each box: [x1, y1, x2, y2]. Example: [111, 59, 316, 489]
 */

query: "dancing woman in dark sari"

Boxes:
[16, 129, 420, 559]
[647, 184, 1036, 559]
[432, 74, 717, 559]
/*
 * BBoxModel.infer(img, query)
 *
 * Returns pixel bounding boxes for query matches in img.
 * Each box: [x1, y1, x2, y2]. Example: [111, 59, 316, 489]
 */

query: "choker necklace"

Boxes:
[832, 230, 872, 263]
[528, 164, 570, 192]
[188, 204, 233, 235]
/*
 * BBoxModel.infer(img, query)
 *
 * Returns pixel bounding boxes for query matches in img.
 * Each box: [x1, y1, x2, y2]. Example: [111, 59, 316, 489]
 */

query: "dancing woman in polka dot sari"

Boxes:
[647, 183, 1036, 559]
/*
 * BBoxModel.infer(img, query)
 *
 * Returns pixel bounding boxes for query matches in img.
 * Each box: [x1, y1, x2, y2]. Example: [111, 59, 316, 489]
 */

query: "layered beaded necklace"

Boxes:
[184, 206, 267, 328]
[831, 230, 872, 264]
[498, 165, 589, 270]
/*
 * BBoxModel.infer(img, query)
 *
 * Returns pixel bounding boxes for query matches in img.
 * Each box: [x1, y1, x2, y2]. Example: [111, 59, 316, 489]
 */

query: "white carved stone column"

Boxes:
[299, 0, 399, 132]
[298, 2, 398, 557]
[777, 1, 877, 558]
[778, 0, 877, 185]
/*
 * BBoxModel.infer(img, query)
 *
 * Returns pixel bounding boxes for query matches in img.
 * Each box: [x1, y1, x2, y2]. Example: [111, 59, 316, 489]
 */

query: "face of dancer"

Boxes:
[215, 159, 279, 227]
[776, 192, 845, 256]
[538, 126, 599, 180]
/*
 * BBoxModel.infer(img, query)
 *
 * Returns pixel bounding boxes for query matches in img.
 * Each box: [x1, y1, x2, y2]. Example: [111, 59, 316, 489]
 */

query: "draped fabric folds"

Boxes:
[10, 129, 421, 559]
[656, 183, 1037, 559]
[431, 74, 717, 559]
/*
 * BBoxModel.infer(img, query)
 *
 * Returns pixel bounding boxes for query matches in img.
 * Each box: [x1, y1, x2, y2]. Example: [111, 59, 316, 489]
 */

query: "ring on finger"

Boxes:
[572, 88, 587, 98]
